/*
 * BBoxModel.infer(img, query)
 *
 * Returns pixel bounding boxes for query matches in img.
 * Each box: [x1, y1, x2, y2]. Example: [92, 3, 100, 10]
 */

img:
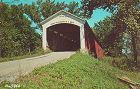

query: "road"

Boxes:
[0, 52, 75, 82]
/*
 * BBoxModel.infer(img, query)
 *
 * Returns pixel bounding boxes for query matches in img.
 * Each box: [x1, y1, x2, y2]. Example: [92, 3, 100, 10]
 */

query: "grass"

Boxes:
[0, 52, 140, 89]
[0, 48, 51, 63]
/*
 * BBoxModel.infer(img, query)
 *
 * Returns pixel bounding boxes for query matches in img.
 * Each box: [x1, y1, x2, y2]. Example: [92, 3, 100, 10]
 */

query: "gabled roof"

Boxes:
[40, 10, 86, 25]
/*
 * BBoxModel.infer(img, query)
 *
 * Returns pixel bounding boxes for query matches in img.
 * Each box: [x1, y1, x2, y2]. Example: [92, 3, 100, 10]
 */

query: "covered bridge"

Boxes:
[40, 10, 104, 58]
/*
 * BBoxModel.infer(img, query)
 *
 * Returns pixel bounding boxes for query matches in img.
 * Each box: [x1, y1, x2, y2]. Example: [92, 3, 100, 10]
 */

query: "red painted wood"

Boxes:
[95, 41, 104, 58]
[84, 22, 104, 58]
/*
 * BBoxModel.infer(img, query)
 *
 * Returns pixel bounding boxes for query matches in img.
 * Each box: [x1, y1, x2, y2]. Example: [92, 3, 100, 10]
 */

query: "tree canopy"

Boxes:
[81, 0, 140, 65]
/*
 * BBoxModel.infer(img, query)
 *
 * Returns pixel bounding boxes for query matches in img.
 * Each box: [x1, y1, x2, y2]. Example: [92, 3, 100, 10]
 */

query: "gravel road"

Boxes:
[0, 52, 75, 82]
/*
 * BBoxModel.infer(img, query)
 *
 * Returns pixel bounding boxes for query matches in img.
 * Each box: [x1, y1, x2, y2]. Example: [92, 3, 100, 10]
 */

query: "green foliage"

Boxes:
[93, 17, 114, 45]
[0, 3, 41, 58]
[3, 53, 139, 89]
[112, 57, 130, 70]
[23, 0, 84, 24]
[0, 27, 41, 57]
[0, 48, 51, 62]
[82, 0, 140, 65]
[66, 1, 84, 18]
[81, 0, 140, 43]
[93, 17, 124, 57]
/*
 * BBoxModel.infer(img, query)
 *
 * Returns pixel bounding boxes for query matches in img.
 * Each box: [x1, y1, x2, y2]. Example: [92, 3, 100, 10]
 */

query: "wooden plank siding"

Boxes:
[137, 30, 140, 67]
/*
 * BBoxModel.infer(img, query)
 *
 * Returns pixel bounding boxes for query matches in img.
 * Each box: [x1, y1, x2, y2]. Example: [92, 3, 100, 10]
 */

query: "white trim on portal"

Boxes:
[41, 10, 86, 51]
[40, 10, 86, 25]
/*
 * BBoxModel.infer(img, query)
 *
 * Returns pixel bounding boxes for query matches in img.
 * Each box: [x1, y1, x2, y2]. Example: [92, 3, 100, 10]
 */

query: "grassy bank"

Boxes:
[0, 53, 140, 89]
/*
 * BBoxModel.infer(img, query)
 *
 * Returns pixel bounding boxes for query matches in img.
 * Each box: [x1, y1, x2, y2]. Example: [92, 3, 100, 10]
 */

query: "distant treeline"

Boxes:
[0, 1, 84, 58]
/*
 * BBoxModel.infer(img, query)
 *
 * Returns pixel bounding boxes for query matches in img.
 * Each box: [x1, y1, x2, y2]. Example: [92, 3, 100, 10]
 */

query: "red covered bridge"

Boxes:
[40, 10, 104, 58]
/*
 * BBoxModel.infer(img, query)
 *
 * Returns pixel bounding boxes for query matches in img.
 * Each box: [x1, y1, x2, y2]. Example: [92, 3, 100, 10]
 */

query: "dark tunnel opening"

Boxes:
[47, 23, 80, 52]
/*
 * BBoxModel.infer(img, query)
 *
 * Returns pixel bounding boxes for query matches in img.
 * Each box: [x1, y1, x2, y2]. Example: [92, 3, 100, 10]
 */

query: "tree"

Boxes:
[0, 3, 41, 58]
[22, 0, 84, 30]
[93, 16, 124, 57]
[81, 0, 140, 65]
[66, 1, 83, 17]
